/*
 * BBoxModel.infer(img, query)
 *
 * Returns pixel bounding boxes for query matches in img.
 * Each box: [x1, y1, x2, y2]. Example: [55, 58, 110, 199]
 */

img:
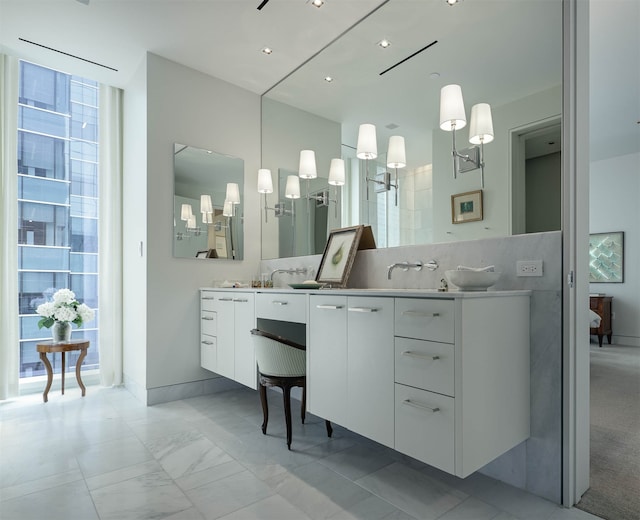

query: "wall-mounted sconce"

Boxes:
[176, 203, 203, 240]
[258, 168, 296, 222]
[200, 194, 213, 224]
[356, 123, 401, 205]
[439, 84, 493, 188]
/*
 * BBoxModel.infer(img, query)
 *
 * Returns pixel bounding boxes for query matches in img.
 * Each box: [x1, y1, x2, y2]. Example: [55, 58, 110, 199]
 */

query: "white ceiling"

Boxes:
[0, 0, 637, 163]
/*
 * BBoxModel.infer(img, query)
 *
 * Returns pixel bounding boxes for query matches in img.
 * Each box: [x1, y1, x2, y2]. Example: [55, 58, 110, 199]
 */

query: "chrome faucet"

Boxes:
[387, 260, 438, 280]
[270, 267, 307, 282]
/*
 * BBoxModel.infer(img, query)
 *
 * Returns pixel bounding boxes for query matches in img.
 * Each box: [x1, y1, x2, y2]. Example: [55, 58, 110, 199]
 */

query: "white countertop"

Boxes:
[200, 287, 531, 299]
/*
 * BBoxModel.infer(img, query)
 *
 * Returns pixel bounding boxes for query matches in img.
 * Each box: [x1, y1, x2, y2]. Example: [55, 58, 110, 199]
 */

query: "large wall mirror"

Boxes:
[261, 0, 562, 260]
[173, 144, 244, 260]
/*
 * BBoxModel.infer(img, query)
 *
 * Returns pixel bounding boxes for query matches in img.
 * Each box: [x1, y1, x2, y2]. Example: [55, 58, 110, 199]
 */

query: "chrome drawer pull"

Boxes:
[402, 310, 440, 318]
[201, 316, 215, 321]
[272, 300, 288, 305]
[201, 296, 215, 300]
[403, 399, 440, 413]
[348, 307, 378, 313]
[219, 297, 233, 302]
[401, 350, 440, 361]
[316, 304, 344, 310]
[233, 298, 248, 303]
[201, 340, 214, 345]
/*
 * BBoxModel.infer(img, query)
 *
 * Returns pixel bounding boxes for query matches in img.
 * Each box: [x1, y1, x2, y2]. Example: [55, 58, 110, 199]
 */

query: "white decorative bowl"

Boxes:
[444, 270, 502, 291]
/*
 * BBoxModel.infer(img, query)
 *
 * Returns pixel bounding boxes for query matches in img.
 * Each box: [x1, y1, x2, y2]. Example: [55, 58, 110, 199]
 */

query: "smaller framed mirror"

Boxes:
[173, 144, 244, 260]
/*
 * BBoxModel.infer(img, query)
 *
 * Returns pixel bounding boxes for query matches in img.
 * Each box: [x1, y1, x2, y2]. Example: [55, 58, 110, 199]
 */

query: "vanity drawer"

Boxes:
[200, 335, 217, 372]
[395, 298, 454, 344]
[395, 338, 454, 397]
[201, 291, 216, 311]
[395, 383, 454, 474]
[256, 293, 307, 323]
[201, 310, 217, 336]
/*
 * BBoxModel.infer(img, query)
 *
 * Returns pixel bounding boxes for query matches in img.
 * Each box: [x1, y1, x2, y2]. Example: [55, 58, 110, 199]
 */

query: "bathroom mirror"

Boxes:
[173, 144, 244, 260]
[260, 0, 562, 259]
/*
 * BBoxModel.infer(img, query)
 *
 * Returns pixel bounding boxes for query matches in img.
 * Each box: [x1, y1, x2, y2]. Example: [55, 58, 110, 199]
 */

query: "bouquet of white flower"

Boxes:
[36, 288, 95, 329]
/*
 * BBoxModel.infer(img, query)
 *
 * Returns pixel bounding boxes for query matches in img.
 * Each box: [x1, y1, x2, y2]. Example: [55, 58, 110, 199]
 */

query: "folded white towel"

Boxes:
[457, 265, 495, 272]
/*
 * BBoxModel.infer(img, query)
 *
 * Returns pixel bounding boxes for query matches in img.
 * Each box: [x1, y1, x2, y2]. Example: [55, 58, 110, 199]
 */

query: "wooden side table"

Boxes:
[36, 339, 90, 403]
[590, 296, 613, 347]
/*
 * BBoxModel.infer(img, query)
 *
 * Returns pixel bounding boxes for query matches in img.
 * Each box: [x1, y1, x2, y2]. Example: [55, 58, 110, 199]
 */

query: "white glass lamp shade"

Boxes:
[439, 84, 467, 131]
[225, 183, 241, 204]
[469, 103, 494, 144]
[203, 212, 213, 224]
[223, 200, 233, 217]
[356, 123, 377, 159]
[298, 150, 317, 179]
[285, 175, 301, 199]
[187, 215, 196, 229]
[180, 203, 193, 221]
[328, 158, 346, 186]
[257, 168, 273, 193]
[387, 136, 406, 168]
[200, 194, 213, 214]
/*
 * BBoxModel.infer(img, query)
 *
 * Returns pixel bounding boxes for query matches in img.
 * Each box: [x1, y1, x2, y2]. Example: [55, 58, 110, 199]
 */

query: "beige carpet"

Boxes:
[576, 342, 640, 520]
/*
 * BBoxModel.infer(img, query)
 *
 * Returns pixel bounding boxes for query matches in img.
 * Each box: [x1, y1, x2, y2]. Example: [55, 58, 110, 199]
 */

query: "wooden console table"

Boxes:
[36, 339, 90, 403]
[590, 296, 613, 347]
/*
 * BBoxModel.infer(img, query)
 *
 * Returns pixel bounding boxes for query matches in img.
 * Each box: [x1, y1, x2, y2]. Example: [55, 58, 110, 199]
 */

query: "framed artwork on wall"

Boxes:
[589, 231, 624, 283]
[451, 190, 483, 224]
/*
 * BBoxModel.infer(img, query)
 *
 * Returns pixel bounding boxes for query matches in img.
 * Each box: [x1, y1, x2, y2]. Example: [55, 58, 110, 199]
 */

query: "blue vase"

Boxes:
[52, 321, 72, 343]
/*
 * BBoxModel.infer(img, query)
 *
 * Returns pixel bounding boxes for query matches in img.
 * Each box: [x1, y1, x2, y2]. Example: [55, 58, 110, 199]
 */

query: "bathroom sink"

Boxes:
[444, 270, 501, 291]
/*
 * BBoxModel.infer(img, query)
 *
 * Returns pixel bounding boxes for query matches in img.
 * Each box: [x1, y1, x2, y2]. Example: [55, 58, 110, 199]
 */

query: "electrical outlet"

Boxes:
[517, 260, 543, 277]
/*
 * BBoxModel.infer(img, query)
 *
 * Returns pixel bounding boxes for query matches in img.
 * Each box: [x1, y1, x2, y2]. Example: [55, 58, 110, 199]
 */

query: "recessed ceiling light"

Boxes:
[378, 39, 391, 49]
[311, 0, 324, 7]
[445, 0, 462, 5]
[261, 47, 273, 55]
[429, 72, 441, 79]
[324, 76, 334, 83]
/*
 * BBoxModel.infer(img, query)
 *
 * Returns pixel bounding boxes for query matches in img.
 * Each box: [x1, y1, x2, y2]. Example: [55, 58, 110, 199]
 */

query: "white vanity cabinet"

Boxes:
[394, 294, 530, 478]
[308, 295, 395, 448]
[200, 290, 256, 390]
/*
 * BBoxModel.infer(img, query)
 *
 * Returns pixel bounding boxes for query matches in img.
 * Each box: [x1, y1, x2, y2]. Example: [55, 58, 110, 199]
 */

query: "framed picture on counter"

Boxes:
[316, 225, 364, 288]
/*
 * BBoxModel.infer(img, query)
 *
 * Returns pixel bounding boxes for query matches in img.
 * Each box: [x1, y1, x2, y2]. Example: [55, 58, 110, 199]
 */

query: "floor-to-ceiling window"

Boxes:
[17, 60, 99, 380]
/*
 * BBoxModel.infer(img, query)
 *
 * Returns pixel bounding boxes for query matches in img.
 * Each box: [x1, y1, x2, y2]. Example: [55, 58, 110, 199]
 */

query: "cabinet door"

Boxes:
[233, 294, 257, 390]
[308, 295, 348, 426]
[215, 295, 235, 380]
[347, 296, 395, 448]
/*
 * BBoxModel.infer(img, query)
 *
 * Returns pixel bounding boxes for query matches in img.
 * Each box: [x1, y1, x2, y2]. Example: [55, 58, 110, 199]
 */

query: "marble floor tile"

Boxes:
[266, 461, 377, 520]
[185, 469, 275, 520]
[0, 386, 604, 520]
[90, 469, 193, 520]
[75, 435, 154, 478]
[217, 493, 314, 520]
[355, 462, 467, 520]
[0, 480, 99, 520]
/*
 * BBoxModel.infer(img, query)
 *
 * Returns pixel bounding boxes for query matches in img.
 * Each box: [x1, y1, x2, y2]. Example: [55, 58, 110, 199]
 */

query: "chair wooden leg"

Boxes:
[283, 384, 293, 450]
[301, 385, 306, 424]
[259, 382, 269, 435]
[325, 420, 333, 438]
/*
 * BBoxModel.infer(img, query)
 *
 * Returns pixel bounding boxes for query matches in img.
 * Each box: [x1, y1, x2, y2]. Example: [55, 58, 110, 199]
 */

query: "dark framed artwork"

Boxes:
[316, 225, 364, 288]
[589, 231, 624, 283]
[451, 189, 483, 224]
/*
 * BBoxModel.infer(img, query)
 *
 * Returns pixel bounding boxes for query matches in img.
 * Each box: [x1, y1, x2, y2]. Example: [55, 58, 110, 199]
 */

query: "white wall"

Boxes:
[261, 98, 342, 260]
[589, 152, 640, 346]
[432, 86, 562, 243]
[122, 56, 148, 399]
[123, 53, 262, 401]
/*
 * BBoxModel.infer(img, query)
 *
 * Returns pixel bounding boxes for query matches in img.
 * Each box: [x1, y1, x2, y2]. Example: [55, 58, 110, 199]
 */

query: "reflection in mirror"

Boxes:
[173, 144, 244, 260]
[261, 0, 562, 259]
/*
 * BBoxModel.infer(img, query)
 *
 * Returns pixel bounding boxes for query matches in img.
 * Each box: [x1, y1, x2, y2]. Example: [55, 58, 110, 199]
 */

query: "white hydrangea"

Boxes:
[36, 301, 56, 318]
[54, 305, 78, 323]
[77, 303, 95, 324]
[53, 288, 76, 305]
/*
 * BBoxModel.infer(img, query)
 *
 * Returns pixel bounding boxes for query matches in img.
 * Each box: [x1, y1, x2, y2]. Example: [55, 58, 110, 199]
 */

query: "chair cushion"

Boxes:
[253, 335, 306, 377]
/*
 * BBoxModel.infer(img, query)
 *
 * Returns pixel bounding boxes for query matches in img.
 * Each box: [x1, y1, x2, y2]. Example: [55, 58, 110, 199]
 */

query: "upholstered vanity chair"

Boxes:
[250, 329, 332, 449]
